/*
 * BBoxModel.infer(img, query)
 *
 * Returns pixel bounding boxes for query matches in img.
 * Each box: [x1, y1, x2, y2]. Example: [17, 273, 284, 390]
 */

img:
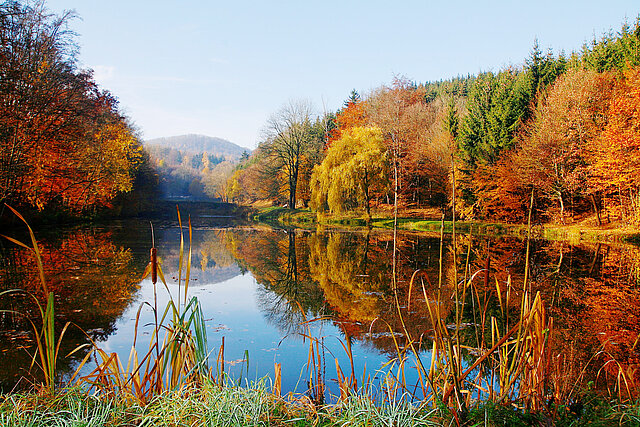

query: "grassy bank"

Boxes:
[252, 207, 640, 245]
[3, 384, 640, 426]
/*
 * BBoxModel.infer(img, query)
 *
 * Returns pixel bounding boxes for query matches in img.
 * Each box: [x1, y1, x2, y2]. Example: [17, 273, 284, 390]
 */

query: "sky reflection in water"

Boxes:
[2, 218, 640, 398]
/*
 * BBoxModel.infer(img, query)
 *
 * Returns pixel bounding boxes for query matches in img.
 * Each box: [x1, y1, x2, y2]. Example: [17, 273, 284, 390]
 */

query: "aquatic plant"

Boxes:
[76, 209, 216, 405]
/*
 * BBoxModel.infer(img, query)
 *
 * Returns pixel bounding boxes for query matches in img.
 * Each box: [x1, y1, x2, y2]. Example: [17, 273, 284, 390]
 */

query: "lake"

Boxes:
[1, 212, 639, 401]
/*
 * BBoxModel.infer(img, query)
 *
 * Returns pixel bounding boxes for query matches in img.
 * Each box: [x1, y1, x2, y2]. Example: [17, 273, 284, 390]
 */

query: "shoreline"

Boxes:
[251, 206, 640, 245]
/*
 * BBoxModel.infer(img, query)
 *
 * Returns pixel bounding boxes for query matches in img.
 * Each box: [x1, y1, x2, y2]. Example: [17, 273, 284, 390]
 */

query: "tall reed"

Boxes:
[77, 208, 214, 404]
[374, 185, 560, 421]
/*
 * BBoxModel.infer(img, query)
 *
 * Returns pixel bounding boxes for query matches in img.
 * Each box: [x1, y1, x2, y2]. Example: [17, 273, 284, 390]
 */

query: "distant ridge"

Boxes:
[145, 134, 249, 160]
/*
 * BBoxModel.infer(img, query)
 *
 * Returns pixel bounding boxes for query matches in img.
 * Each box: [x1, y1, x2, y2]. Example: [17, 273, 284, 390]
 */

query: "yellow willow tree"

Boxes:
[310, 126, 389, 220]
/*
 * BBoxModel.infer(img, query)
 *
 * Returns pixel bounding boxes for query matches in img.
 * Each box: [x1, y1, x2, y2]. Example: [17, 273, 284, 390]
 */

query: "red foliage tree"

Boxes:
[328, 94, 367, 146]
[589, 67, 640, 224]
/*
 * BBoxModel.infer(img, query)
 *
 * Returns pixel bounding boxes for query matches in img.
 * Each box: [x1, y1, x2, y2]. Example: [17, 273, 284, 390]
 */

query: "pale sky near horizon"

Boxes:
[45, 0, 639, 150]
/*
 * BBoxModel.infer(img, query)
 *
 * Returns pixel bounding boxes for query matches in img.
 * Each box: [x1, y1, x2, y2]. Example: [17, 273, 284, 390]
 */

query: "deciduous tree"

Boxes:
[328, 90, 367, 145]
[0, 1, 145, 212]
[367, 77, 441, 208]
[260, 100, 315, 208]
[310, 126, 388, 219]
[514, 69, 615, 222]
[589, 67, 640, 223]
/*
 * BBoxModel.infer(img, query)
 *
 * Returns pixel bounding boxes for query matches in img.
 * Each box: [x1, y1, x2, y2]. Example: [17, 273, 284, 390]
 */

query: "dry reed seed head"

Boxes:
[150, 247, 157, 284]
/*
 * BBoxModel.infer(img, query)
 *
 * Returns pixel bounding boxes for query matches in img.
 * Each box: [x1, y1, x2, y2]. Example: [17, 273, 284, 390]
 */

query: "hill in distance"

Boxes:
[145, 134, 249, 161]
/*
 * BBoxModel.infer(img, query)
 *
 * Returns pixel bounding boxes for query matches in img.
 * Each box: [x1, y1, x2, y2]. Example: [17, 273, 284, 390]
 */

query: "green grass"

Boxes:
[3, 386, 640, 426]
[252, 207, 640, 245]
[0, 382, 434, 426]
[252, 207, 317, 229]
[0, 388, 135, 427]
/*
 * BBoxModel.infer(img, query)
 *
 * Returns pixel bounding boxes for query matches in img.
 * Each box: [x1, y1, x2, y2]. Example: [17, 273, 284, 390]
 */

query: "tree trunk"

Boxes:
[618, 184, 626, 222]
[590, 193, 602, 226]
[289, 164, 298, 209]
[364, 169, 371, 223]
[589, 243, 601, 275]
[557, 190, 565, 224]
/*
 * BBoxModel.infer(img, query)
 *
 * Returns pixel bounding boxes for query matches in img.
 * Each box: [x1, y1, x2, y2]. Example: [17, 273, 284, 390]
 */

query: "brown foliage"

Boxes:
[589, 67, 640, 224]
[366, 77, 451, 208]
[513, 69, 615, 221]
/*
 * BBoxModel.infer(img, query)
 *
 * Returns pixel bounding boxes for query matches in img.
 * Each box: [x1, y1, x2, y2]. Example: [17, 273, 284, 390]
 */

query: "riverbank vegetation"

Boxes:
[3, 209, 640, 425]
[230, 19, 640, 235]
[4, 385, 640, 426]
[0, 1, 159, 222]
[252, 206, 640, 246]
[3, 1, 640, 425]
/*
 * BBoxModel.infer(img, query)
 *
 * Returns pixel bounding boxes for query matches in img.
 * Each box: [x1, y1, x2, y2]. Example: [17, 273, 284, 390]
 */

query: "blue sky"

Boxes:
[46, 0, 638, 149]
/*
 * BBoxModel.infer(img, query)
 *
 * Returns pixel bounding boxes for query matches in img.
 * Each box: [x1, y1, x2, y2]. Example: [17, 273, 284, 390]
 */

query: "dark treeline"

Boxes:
[0, 1, 158, 220]
[230, 19, 640, 226]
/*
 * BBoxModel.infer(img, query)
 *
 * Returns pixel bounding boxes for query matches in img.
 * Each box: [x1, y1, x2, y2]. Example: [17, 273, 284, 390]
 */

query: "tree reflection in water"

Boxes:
[229, 229, 640, 394]
[2, 222, 639, 396]
[0, 225, 146, 391]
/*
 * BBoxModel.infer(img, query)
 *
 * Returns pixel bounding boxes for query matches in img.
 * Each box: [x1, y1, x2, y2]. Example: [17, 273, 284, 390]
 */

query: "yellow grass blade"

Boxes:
[184, 216, 192, 305]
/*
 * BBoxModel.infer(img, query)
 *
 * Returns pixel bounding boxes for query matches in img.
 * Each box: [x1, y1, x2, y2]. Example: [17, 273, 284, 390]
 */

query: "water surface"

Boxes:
[2, 216, 639, 398]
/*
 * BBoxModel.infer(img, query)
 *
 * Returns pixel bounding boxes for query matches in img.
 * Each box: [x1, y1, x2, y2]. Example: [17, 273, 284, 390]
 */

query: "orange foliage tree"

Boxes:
[588, 67, 640, 224]
[0, 2, 143, 213]
[21, 90, 142, 210]
[367, 77, 450, 208]
[471, 158, 530, 223]
[328, 90, 368, 146]
[513, 69, 615, 222]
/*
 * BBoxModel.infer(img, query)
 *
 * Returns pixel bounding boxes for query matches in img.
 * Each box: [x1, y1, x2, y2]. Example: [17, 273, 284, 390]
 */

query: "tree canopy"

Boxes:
[311, 126, 389, 219]
[229, 17, 640, 227]
[0, 0, 146, 213]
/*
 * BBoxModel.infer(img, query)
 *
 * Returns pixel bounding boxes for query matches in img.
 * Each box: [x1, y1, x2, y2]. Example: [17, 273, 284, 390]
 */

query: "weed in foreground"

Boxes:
[76, 209, 217, 406]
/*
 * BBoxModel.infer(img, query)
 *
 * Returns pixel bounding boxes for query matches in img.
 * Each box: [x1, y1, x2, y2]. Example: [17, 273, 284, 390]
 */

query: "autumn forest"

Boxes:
[229, 21, 640, 228]
[2, 0, 640, 230]
[0, 1, 156, 219]
[5, 1, 640, 423]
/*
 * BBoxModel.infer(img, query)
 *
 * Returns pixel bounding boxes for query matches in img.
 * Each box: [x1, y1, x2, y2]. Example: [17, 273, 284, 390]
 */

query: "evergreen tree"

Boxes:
[458, 70, 530, 169]
[581, 18, 640, 72]
[345, 89, 361, 107]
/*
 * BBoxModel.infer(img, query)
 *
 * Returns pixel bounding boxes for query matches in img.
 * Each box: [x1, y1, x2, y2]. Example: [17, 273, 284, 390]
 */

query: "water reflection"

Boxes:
[0, 226, 147, 390]
[456, 237, 640, 390]
[225, 229, 327, 334]
[1, 221, 640, 396]
[227, 229, 640, 392]
[152, 228, 243, 286]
